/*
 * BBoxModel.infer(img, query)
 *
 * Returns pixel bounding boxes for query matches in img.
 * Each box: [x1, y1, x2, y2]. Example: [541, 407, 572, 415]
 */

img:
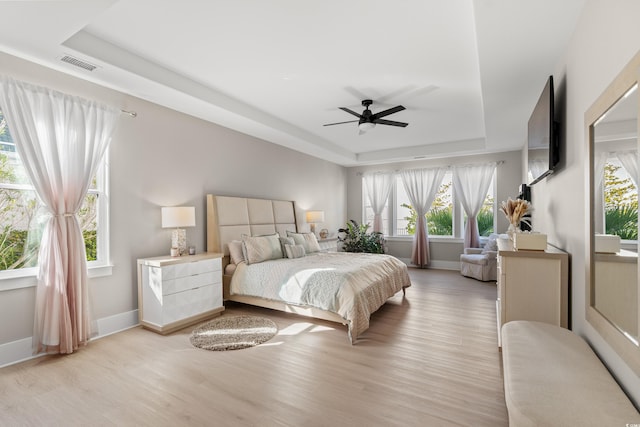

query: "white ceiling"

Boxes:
[0, 0, 585, 166]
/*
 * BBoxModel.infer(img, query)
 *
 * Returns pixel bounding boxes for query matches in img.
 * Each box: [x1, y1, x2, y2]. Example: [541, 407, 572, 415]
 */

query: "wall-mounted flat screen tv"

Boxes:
[528, 75, 560, 185]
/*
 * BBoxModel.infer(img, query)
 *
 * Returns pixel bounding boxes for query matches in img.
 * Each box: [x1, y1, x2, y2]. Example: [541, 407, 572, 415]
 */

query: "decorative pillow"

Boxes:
[482, 233, 499, 254]
[279, 236, 295, 253]
[228, 240, 245, 264]
[284, 244, 306, 259]
[286, 231, 321, 253]
[241, 233, 284, 264]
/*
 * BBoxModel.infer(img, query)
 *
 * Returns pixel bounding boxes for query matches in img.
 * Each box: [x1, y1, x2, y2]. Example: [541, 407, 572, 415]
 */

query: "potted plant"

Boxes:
[337, 220, 385, 254]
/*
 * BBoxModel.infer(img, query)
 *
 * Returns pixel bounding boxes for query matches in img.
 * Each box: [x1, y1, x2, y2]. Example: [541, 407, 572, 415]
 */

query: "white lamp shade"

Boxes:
[306, 210, 325, 223]
[161, 206, 196, 228]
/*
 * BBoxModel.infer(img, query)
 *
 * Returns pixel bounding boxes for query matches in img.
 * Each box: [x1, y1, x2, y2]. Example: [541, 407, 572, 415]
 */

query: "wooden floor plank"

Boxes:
[0, 268, 508, 426]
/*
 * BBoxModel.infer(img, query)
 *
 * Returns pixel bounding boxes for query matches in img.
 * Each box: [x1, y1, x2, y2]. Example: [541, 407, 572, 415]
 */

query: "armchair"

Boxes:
[459, 233, 499, 282]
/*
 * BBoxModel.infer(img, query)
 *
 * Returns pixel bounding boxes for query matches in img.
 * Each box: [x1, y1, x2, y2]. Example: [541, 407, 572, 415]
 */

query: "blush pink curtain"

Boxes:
[0, 77, 119, 354]
[400, 167, 445, 268]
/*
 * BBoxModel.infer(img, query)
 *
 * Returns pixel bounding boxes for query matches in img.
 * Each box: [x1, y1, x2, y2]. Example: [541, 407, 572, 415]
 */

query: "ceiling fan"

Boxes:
[323, 99, 408, 133]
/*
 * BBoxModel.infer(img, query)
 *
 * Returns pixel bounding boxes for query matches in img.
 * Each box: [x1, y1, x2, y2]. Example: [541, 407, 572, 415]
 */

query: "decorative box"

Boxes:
[595, 234, 621, 253]
[514, 232, 547, 251]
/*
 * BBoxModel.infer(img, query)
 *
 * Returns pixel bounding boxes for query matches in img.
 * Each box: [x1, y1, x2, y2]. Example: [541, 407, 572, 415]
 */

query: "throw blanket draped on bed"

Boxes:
[230, 252, 411, 342]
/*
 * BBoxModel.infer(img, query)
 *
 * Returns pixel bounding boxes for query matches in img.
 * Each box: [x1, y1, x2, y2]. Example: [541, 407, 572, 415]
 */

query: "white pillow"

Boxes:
[284, 244, 306, 259]
[286, 231, 321, 253]
[482, 233, 499, 254]
[241, 234, 283, 264]
[228, 240, 245, 264]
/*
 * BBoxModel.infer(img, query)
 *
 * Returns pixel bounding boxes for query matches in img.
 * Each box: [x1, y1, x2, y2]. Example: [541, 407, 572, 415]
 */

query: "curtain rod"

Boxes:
[120, 109, 137, 118]
[355, 160, 505, 176]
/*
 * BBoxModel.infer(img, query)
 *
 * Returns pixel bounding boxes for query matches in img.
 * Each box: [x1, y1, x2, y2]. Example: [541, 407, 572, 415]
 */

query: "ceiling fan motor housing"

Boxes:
[360, 102, 373, 123]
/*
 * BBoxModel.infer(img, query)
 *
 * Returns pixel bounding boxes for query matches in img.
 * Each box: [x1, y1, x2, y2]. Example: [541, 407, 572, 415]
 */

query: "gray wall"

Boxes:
[346, 150, 523, 265]
[0, 52, 347, 348]
[532, 0, 640, 403]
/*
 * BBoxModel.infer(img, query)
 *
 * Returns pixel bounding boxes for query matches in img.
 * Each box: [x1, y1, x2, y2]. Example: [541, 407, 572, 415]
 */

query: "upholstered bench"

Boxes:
[502, 320, 640, 426]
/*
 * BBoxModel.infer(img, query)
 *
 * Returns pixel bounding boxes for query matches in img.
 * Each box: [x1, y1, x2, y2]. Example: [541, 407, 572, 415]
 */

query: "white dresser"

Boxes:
[496, 245, 569, 347]
[137, 252, 224, 334]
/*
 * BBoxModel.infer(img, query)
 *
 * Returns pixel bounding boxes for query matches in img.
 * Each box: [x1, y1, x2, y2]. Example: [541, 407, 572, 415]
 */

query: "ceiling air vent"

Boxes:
[59, 55, 97, 72]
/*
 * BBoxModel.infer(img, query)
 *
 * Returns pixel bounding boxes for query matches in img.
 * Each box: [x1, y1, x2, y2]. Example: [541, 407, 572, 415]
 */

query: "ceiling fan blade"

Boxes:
[375, 119, 409, 127]
[371, 105, 406, 120]
[323, 119, 359, 127]
[339, 107, 363, 118]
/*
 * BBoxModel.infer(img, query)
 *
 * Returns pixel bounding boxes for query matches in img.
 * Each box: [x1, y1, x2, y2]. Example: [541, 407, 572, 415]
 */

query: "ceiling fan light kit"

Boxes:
[358, 122, 376, 132]
[324, 99, 408, 133]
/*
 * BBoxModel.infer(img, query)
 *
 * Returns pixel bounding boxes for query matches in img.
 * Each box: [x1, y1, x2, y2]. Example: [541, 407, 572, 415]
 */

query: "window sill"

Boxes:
[0, 263, 113, 292]
[385, 235, 464, 243]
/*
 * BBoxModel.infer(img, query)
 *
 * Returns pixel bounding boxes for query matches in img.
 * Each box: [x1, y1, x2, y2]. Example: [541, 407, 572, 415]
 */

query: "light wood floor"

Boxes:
[0, 269, 508, 426]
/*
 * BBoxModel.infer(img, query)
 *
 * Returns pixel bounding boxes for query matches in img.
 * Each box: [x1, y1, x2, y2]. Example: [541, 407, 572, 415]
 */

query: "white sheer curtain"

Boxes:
[363, 171, 394, 233]
[0, 77, 119, 354]
[452, 163, 496, 248]
[400, 167, 445, 268]
[616, 150, 639, 186]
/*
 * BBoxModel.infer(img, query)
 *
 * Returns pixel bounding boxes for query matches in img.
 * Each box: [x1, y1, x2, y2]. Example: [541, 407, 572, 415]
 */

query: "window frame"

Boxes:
[601, 155, 638, 249]
[362, 171, 496, 240]
[0, 143, 112, 290]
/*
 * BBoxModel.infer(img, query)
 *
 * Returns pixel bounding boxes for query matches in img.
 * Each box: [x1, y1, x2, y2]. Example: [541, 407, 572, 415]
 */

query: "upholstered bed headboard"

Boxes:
[206, 194, 298, 257]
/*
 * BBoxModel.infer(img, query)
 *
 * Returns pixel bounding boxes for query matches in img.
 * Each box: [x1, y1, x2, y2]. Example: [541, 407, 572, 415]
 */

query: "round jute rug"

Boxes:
[189, 315, 278, 351]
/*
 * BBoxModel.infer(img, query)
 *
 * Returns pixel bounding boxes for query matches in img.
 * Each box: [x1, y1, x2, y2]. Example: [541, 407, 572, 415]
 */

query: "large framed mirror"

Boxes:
[587, 51, 640, 375]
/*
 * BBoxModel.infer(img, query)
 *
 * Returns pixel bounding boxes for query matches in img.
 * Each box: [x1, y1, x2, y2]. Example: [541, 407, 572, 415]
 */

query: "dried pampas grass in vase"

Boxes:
[500, 198, 532, 238]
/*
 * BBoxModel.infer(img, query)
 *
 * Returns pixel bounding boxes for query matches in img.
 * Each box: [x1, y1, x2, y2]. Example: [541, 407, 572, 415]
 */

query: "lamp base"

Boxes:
[310, 223, 316, 234]
[171, 228, 187, 255]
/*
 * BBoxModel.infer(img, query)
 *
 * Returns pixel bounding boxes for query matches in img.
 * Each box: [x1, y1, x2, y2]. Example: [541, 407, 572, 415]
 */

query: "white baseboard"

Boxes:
[0, 337, 34, 368]
[0, 309, 139, 368]
[429, 260, 461, 271]
[95, 309, 139, 338]
[400, 258, 461, 271]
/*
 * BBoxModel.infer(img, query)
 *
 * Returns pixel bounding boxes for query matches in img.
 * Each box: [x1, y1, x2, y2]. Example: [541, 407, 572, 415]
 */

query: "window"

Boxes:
[363, 196, 389, 236]
[603, 157, 638, 240]
[394, 172, 454, 236]
[362, 169, 496, 238]
[0, 110, 110, 276]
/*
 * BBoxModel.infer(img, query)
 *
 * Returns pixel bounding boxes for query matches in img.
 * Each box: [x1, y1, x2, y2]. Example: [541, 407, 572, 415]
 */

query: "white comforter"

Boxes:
[230, 252, 411, 342]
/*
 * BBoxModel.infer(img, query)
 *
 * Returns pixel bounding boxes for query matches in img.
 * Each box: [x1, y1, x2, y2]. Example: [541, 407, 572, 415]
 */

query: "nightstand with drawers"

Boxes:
[318, 237, 339, 252]
[137, 252, 224, 334]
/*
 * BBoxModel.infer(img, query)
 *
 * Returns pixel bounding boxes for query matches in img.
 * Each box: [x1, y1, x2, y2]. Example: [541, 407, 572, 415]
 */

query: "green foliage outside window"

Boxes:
[401, 203, 494, 237]
[604, 163, 638, 240]
[476, 209, 495, 236]
[0, 229, 97, 270]
[399, 175, 494, 237]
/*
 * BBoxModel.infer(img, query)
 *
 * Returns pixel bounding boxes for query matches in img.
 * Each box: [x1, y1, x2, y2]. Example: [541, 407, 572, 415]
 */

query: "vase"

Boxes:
[507, 223, 521, 233]
[506, 223, 520, 250]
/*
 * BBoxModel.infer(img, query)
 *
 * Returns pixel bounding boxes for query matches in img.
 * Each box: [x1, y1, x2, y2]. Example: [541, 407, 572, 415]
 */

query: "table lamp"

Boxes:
[161, 206, 196, 255]
[305, 210, 325, 235]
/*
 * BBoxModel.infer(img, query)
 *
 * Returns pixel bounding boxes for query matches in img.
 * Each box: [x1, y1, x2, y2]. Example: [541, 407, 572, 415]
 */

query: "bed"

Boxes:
[205, 194, 411, 343]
